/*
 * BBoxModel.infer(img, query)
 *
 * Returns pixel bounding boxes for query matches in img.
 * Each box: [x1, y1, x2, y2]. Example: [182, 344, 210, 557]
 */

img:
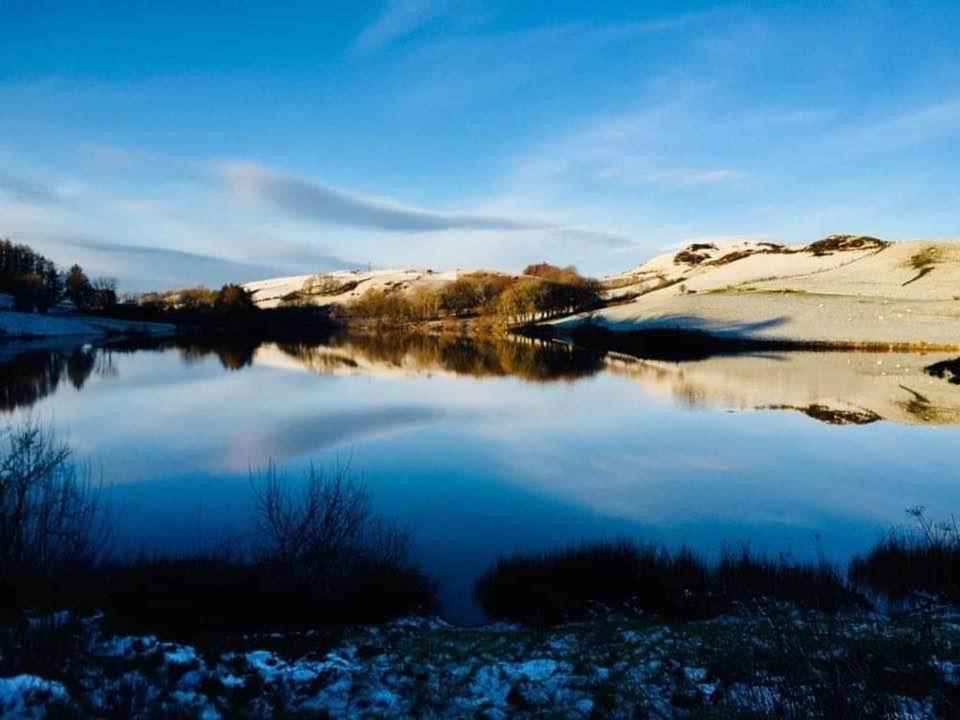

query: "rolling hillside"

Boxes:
[242, 235, 960, 347]
[558, 235, 960, 347]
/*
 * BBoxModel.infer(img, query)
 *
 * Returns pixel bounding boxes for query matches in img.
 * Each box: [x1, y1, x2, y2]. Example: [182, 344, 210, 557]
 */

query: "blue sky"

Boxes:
[1, 0, 959, 290]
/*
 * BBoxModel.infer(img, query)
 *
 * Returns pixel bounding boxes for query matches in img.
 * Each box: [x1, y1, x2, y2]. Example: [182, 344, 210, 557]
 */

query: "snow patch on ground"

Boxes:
[3, 611, 959, 718]
[0, 310, 175, 339]
[0, 675, 69, 719]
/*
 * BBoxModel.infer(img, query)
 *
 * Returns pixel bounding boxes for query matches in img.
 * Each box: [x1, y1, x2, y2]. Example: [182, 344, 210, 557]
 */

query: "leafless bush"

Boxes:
[0, 418, 109, 576]
[251, 460, 411, 586]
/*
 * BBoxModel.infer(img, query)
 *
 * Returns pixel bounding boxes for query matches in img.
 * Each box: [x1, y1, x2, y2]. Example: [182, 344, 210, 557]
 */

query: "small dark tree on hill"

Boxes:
[65, 264, 93, 308]
[214, 283, 256, 314]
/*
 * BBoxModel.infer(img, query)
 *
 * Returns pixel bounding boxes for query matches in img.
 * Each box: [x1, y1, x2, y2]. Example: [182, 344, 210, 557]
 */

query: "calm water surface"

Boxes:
[2, 333, 959, 621]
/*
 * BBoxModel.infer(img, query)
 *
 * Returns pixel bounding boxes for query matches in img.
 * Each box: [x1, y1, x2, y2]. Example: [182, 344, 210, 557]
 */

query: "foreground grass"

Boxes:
[2, 607, 959, 719]
[477, 541, 866, 627]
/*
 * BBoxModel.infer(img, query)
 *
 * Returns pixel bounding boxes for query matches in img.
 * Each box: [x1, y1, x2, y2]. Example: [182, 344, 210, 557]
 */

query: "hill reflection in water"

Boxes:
[1, 332, 959, 426]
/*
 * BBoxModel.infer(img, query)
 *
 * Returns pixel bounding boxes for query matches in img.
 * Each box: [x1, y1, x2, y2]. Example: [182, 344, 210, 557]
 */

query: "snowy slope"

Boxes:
[245, 269, 469, 309]
[560, 236, 960, 346]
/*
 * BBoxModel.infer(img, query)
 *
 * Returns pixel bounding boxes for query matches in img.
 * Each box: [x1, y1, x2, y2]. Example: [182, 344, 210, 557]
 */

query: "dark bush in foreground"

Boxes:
[715, 547, 867, 613]
[850, 508, 960, 604]
[476, 541, 714, 626]
[0, 420, 110, 623]
[91, 464, 438, 638]
[97, 552, 436, 639]
[0, 421, 436, 637]
[476, 540, 864, 626]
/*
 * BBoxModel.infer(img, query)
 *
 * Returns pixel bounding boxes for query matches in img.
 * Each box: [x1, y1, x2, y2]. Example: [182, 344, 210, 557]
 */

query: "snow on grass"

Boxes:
[2, 610, 960, 717]
[164, 643, 200, 666]
[0, 310, 175, 339]
[0, 675, 69, 719]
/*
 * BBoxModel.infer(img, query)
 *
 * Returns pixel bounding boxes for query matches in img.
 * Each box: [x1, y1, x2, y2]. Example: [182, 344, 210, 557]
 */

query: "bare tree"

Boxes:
[251, 460, 409, 588]
[0, 419, 110, 575]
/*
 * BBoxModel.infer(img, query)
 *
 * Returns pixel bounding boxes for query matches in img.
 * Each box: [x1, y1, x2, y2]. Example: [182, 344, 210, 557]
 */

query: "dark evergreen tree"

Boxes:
[64, 264, 93, 308]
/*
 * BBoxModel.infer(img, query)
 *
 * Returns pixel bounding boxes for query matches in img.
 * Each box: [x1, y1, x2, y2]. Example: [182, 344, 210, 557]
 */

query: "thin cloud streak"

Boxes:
[595, 166, 748, 188]
[846, 97, 960, 153]
[221, 161, 544, 233]
[48, 239, 358, 290]
[220, 161, 636, 248]
[351, 0, 454, 56]
[59, 239, 299, 274]
[0, 172, 61, 204]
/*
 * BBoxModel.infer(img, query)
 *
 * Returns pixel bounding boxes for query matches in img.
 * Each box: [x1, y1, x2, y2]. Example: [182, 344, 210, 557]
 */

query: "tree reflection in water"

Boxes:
[0, 333, 604, 413]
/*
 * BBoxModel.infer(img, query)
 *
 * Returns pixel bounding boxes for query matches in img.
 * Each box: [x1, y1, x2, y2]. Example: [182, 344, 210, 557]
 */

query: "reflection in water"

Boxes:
[2, 333, 960, 620]
[270, 332, 605, 382]
[2, 334, 960, 426]
[0, 346, 110, 411]
[260, 337, 960, 427]
[926, 358, 960, 385]
[235, 406, 460, 464]
[604, 351, 960, 426]
[0, 337, 266, 412]
[176, 337, 261, 371]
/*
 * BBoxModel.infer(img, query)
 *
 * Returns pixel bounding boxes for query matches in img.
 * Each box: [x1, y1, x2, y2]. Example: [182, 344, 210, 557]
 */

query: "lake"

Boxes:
[2, 333, 959, 622]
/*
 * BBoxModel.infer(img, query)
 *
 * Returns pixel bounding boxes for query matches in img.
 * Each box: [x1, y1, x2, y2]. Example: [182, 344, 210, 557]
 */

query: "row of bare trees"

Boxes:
[339, 264, 602, 328]
[138, 283, 256, 313]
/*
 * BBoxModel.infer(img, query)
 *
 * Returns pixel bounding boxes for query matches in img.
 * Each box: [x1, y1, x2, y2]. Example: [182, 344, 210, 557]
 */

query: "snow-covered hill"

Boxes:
[242, 235, 960, 347]
[244, 269, 476, 309]
[561, 235, 960, 347]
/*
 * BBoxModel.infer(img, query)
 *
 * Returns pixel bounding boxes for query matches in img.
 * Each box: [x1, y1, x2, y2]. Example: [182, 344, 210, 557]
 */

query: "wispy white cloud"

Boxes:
[508, 90, 752, 194]
[351, 0, 461, 56]
[220, 161, 546, 232]
[846, 97, 960, 153]
[218, 161, 636, 251]
[595, 165, 747, 188]
[389, 12, 715, 111]
[2, 144, 640, 291]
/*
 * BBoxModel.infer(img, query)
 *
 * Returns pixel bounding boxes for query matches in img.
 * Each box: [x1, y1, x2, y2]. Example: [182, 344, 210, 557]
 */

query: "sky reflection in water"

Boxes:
[3, 335, 959, 621]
